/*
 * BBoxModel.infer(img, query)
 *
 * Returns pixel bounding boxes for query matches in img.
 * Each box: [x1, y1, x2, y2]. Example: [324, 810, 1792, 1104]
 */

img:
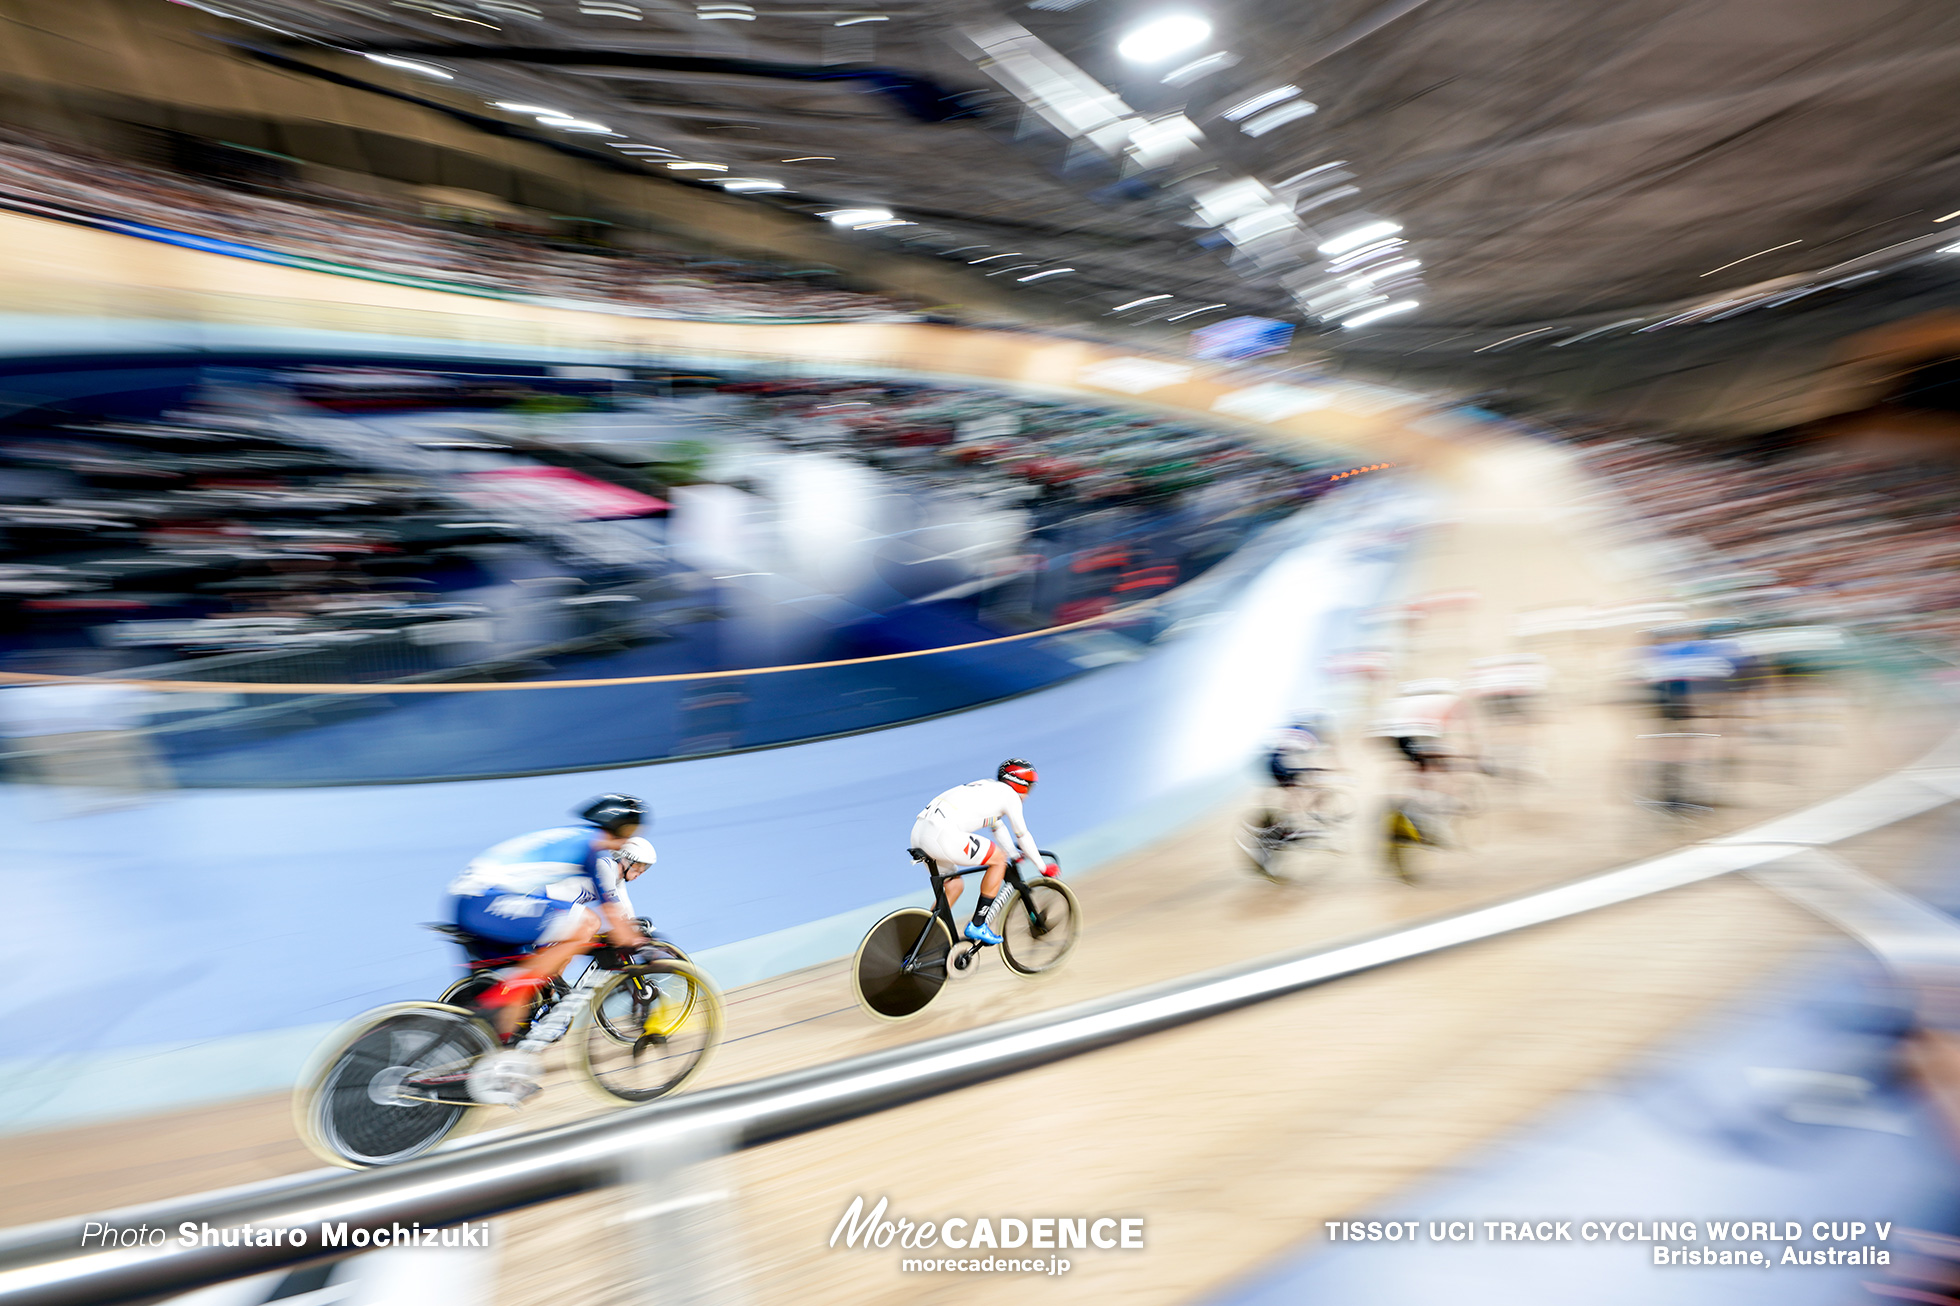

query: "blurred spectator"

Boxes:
[1566, 427, 1960, 660]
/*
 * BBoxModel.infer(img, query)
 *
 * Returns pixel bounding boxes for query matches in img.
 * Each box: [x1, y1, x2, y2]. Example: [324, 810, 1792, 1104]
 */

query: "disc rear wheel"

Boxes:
[294, 1002, 495, 1169]
[852, 908, 952, 1020]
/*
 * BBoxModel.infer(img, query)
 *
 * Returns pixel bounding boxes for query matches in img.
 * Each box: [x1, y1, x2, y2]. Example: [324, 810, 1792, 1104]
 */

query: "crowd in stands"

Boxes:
[0, 127, 923, 323]
[1567, 425, 1960, 657]
[0, 365, 1337, 673]
[0, 409, 540, 672]
[724, 378, 1318, 512]
[717, 377, 1327, 625]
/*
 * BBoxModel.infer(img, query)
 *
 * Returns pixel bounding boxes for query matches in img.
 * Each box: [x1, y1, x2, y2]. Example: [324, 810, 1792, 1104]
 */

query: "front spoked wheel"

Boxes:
[1238, 809, 1343, 884]
[574, 962, 723, 1103]
[852, 907, 952, 1021]
[294, 1002, 496, 1169]
[1000, 879, 1081, 976]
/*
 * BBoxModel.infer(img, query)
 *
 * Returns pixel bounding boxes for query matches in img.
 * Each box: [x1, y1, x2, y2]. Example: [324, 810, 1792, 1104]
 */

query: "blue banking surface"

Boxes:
[0, 484, 1417, 1132]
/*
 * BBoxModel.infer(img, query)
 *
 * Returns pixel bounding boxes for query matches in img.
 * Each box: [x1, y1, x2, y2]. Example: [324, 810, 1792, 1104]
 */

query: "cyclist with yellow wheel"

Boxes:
[446, 794, 654, 1103]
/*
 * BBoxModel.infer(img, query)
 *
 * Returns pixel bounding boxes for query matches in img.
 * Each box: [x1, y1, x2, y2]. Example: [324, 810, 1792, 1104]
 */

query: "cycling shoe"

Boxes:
[964, 920, 1003, 947]
[466, 1050, 542, 1107]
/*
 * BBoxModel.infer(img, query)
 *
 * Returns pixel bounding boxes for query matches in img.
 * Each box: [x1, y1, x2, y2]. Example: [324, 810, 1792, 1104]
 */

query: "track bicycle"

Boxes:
[434, 920, 693, 1031]
[1379, 757, 1486, 884]
[294, 930, 721, 1168]
[851, 849, 1081, 1021]
[1236, 771, 1355, 883]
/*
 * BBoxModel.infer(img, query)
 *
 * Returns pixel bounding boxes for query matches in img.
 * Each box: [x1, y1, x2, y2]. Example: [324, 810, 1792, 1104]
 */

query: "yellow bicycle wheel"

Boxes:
[573, 961, 723, 1104]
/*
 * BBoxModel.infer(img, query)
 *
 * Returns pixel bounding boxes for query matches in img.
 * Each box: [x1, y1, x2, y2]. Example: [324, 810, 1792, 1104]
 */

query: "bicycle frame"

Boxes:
[898, 855, 1040, 976]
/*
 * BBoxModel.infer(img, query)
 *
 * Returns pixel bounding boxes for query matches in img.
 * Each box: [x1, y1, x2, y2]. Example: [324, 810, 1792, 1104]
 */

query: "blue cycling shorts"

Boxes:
[453, 890, 592, 946]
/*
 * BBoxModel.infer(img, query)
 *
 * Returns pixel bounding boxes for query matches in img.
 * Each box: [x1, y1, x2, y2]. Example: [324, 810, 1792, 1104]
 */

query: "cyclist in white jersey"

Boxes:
[911, 759, 1044, 947]
[1367, 681, 1472, 844]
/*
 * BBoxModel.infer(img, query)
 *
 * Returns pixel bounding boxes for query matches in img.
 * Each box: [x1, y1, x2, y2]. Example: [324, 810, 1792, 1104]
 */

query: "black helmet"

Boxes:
[997, 758, 1037, 794]
[577, 793, 647, 833]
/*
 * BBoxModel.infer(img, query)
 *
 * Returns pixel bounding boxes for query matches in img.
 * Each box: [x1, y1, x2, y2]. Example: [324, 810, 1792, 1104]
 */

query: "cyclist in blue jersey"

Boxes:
[447, 793, 654, 1043]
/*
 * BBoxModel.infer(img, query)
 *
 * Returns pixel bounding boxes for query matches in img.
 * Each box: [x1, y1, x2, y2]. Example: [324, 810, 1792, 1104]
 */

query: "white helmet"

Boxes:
[615, 836, 656, 870]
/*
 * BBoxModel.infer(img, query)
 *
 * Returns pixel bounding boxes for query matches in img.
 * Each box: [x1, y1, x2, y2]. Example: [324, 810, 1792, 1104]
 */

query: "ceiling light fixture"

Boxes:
[1471, 326, 1559, 353]
[821, 207, 893, 225]
[968, 252, 1023, 263]
[364, 54, 453, 78]
[1117, 15, 1213, 64]
[1018, 268, 1076, 281]
[1341, 300, 1418, 328]
[1346, 258, 1421, 284]
[1325, 239, 1406, 271]
[1162, 50, 1237, 85]
[668, 162, 729, 171]
[853, 219, 915, 230]
[1276, 160, 1349, 188]
[1318, 220, 1402, 256]
[834, 14, 887, 24]
[493, 102, 563, 115]
[1222, 85, 1300, 121]
[1240, 101, 1316, 137]
[781, 156, 835, 162]
[721, 178, 786, 192]
[1165, 302, 1227, 321]
[1697, 239, 1803, 277]
[1111, 294, 1172, 311]
[1551, 317, 1645, 347]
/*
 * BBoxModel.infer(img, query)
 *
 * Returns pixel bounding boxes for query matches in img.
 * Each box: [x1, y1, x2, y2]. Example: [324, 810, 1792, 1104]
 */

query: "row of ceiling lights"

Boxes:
[1082, 13, 1420, 330]
[360, 16, 1225, 308]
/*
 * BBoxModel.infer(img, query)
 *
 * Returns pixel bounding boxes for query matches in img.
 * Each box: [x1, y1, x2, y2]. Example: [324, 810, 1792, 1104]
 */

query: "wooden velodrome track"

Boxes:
[0, 210, 1942, 1302]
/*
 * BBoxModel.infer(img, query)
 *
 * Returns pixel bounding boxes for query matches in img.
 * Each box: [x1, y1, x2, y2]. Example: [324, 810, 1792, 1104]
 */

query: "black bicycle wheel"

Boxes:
[574, 962, 723, 1103]
[1000, 879, 1081, 976]
[853, 908, 952, 1020]
[297, 1004, 495, 1168]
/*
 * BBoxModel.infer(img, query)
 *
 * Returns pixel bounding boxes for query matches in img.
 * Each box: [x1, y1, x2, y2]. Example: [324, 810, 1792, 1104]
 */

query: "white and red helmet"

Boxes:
[997, 758, 1038, 795]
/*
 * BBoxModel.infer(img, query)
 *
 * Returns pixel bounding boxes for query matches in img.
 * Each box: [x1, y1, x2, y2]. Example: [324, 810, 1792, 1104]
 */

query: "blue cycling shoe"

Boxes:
[964, 919, 1003, 947]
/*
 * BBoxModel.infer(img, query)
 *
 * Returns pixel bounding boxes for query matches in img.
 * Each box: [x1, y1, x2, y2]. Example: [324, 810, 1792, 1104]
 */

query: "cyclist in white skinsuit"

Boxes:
[1367, 680, 1470, 844]
[911, 759, 1044, 946]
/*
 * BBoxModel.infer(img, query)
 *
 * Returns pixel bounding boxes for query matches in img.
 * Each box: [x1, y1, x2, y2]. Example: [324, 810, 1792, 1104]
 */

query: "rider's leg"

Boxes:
[478, 909, 598, 1039]
[965, 842, 1010, 945]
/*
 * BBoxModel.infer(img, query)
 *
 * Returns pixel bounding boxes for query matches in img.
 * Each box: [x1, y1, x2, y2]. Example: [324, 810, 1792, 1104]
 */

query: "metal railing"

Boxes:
[3, 717, 1957, 1306]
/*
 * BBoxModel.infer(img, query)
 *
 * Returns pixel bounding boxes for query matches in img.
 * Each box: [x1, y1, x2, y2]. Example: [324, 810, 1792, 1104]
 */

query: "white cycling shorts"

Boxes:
[909, 817, 994, 870]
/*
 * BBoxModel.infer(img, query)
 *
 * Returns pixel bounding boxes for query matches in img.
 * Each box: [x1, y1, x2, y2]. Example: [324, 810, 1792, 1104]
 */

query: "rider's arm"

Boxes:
[599, 898, 649, 948]
[996, 793, 1042, 865]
